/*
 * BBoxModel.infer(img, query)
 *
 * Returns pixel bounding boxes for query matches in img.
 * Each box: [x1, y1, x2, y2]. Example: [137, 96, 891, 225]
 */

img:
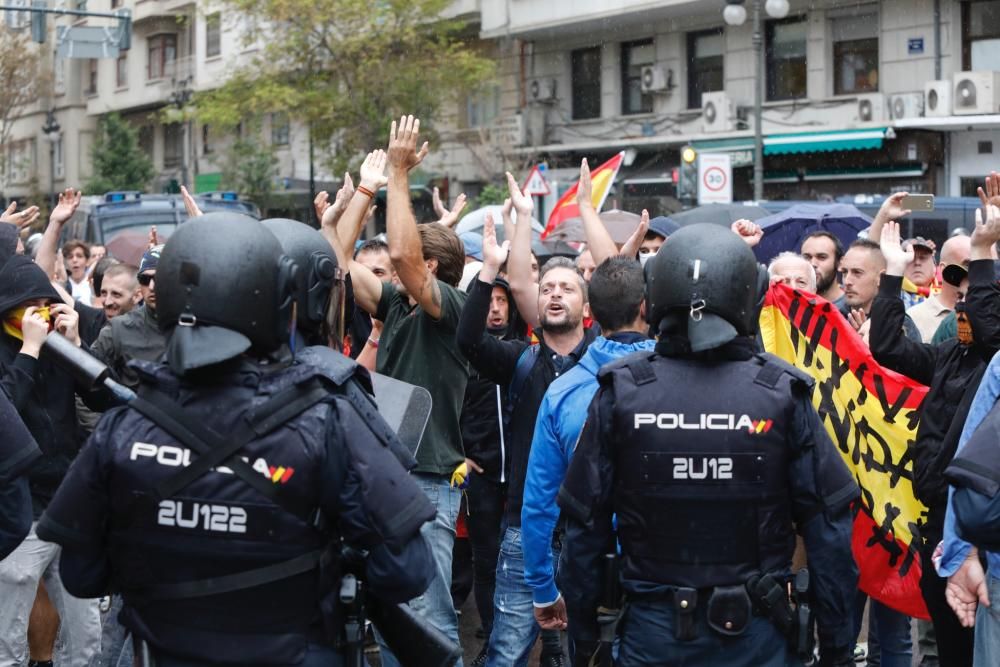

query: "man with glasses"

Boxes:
[90, 245, 167, 389]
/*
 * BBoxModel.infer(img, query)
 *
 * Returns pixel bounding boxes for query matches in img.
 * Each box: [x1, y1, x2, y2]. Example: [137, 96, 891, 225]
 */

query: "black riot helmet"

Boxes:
[157, 212, 298, 375]
[261, 218, 344, 348]
[645, 223, 762, 352]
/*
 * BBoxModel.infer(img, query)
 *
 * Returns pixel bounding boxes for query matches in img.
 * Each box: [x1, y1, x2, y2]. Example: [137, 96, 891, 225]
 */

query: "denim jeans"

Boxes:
[485, 526, 561, 667]
[974, 574, 1000, 666]
[854, 592, 913, 667]
[378, 473, 463, 667]
[0, 524, 100, 667]
[88, 595, 133, 667]
[617, 598, 790, 666]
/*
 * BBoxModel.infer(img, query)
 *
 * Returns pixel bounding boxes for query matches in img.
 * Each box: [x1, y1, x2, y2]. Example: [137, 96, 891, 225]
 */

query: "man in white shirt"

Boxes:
[62, 239, 92, 306]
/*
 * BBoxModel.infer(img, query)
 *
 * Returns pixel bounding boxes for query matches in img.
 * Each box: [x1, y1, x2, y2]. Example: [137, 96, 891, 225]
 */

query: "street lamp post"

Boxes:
[723, 0, 790, 202]
[41, 109, 61, 209]
[168, 79, 194, 191]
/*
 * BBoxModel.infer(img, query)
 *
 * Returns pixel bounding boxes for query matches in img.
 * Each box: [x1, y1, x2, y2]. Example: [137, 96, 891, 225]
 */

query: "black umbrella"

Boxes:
[672, 203, 771, 227]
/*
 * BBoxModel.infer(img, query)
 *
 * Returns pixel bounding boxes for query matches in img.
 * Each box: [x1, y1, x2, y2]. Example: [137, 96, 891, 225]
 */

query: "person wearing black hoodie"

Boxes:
[0, 255, 112, 667]
[869, 220, 1000, 667]
[458, 274, 526, 661]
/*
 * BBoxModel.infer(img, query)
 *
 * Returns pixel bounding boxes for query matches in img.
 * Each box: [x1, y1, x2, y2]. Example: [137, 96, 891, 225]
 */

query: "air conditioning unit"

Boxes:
[855, 93, 885, 123]
[953, 71, 1000, 115]
[641, 65, 672, 93]
[528, 78, 557, 103]
[924, 80, 952, 117]
[888, 92, 924, 120]
[702, 91, 734, 133]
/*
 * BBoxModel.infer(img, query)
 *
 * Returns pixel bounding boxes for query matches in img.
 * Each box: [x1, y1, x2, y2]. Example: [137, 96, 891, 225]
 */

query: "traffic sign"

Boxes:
[523, 166, 551, 196]
[697, 153, 732, 205]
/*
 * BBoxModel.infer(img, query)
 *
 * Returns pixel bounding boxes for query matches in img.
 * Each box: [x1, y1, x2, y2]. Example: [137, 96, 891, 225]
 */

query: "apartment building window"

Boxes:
[116, 54, 128, 88]
[621, 39, 654, 115]
[6, 140, 33, 184]
[206, 13, 222, 58]
[271, 113, 290, 146]
[53, 135, 64, 180]
[111, 0, 121, 7]
[202, 124, 214, 154]
[464, 85, 500, 129]
[766, 17, 807, 100]
[832, 12, 878, 95]
[687, 30, 723, 109]
[53, 55, 66, 96]
[164, 124, 183, 168]
[148, 34, 178, 80]
[571, 46, 602, 120]
[962, 1, 1000, 71]
[85, 59, 98, 95]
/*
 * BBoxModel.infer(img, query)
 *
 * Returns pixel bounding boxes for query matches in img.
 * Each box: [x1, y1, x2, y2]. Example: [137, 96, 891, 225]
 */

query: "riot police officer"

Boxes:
[557, 223, 858, 666]
[36, 213, 436, 666]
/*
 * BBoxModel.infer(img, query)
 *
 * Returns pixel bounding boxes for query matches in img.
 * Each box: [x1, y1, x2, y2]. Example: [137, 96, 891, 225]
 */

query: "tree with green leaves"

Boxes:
[86, 113, 155, 194]
[195, 0, 494, 175]
[0, 26, 46, 191]
[219, 134, 279, 213]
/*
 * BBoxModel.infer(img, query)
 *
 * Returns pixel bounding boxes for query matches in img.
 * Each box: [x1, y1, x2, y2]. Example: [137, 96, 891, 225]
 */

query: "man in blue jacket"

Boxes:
[522, 256, 654, 633]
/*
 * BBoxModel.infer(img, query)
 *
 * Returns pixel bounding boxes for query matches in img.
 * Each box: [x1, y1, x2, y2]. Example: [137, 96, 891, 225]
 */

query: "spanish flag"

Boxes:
[759, 284, 930, 620]
[540, 152, 625, 240]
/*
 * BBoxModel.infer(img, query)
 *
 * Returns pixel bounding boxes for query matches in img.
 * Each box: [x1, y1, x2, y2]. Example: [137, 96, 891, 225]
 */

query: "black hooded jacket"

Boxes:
[869, 262, 1000, 537]
[0, 255, 112, 516]
[0, 222, 19, 269]
[458, 276, 527, 482]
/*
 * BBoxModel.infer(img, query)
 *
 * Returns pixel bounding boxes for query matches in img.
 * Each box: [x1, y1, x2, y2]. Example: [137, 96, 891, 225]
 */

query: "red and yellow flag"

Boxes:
[540, 152, 625, 240]
[759, 284, 930, 620]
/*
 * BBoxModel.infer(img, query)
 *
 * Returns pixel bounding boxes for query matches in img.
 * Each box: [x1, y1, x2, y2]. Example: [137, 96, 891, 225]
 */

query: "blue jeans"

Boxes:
[974, 574, 1000, 666]
[617, 598, 792, 666]
[485, 526, 561, 667]
[378, 474, 463, 667]
[854, 592, 912, 667]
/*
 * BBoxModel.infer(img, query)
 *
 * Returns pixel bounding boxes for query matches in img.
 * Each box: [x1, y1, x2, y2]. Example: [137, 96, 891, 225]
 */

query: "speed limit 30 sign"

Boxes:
[697, 153, 733, 205]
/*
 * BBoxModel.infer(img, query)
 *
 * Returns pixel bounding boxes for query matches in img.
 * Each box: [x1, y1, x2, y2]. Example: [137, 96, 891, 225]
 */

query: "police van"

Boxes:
[61, 191, 259, 263]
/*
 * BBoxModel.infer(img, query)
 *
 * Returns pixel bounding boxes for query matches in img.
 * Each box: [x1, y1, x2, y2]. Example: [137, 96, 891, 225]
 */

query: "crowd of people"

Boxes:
[2, 112, 1000, 667]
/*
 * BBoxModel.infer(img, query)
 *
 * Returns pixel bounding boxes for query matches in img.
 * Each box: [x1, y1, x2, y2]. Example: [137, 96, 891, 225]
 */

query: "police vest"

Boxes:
[606, 352, 805, 590]
[106, 359, 348, 664]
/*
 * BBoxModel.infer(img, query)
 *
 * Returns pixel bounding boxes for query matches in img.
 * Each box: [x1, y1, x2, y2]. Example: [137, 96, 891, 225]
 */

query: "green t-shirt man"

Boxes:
[376, 279, 469, 476]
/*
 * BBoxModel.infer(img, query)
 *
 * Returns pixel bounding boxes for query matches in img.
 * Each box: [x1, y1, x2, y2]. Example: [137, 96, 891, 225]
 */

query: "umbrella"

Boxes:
[545, 209, 642, 244]
[671, 203, 770, 227]
[455, 206, 576, 259]
[454, 205, 544, 236]
[106, 230, 156, 266]
[752, 203, 873, 263]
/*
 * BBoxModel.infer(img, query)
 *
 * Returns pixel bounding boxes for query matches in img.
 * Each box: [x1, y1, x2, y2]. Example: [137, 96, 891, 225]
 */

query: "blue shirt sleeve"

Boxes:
[938, 357, 1000, 576]
[522, 391, 569, 606]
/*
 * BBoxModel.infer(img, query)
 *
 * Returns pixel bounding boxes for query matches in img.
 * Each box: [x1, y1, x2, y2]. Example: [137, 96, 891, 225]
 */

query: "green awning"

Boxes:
[195, 172, 223, 193]
[691, 137, 755, 152]
[764, 128, 889, 156]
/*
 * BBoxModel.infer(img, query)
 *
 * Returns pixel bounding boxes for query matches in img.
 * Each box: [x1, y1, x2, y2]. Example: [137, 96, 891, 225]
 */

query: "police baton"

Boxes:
[42, 332, 136, 403]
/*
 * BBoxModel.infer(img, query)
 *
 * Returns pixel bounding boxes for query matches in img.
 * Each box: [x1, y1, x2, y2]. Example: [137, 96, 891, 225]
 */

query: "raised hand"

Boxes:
[505, 171, 534, 217]
[50, 188, 82, 227]
[971, 204, 1000, 252]
[1, 201, 41, 229]
[977, 171, 1000, 210]
[877, 192, 912, 224]
[731, 219, 763, 247]
[481, 213, 510, 270]
[313, 190, 331, 221]
[386, 116, 429, 173]
[179, 185, 203, 219]
[436, 192, 467, 229]
[620, 209, 650, 258]
[576, 158, 594, 209]
[359, 151, 388, 192]
[879, 220, 913, 275]
[148, 226, 159, 250]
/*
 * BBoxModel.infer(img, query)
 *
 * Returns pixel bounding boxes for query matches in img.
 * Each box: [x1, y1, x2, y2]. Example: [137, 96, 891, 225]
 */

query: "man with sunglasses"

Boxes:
[90, 245, 167, 389]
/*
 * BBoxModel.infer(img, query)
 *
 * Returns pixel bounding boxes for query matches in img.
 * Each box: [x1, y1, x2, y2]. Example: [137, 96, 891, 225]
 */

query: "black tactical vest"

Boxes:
[106, 359, 344, 664]
[606, 352, 803, 589]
